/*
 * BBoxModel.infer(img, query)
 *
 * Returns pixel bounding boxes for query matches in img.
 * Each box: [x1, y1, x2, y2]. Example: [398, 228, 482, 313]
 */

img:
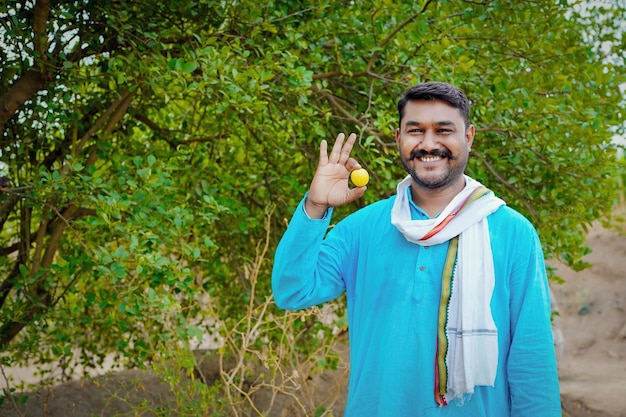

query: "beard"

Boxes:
[400, 149, 468, 190]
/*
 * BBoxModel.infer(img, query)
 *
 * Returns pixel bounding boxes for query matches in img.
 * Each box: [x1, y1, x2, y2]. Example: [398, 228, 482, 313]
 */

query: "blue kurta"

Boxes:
[272, 192, 561, 417]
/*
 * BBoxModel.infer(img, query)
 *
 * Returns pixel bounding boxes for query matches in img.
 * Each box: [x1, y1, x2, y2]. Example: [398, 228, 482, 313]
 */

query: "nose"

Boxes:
[419, 129, 439, 151]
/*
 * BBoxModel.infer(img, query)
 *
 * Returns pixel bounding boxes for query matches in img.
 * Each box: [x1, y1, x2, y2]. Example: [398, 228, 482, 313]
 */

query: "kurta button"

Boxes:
[419, 266, 425, 271]
[424, 246, 430, 249]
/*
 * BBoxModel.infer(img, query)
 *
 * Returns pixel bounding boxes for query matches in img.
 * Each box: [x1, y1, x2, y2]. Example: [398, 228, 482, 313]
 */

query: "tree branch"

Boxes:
[312, 0, 435, 81]
[0, 0, 51, 136]
[0, 193, 19, 233]
[366, 0, 435, 71]
[0, 70, 48, 136]
[472, 149, 539, 220]
[75, 90, 135, 156]
[311, 86, 391, 148]
[33, 0, 50, 57]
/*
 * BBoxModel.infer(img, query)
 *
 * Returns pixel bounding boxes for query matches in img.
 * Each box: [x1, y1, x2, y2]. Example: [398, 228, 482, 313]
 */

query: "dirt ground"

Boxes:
[553, 219, 626, 417]
[1, 219, 625, 416]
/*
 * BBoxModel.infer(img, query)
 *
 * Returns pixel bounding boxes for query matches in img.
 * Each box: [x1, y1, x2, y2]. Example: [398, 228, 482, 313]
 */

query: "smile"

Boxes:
[420, 155, 444, 163]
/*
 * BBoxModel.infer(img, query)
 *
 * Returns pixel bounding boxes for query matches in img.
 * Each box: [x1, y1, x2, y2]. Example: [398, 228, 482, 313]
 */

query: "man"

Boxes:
[272, 82, 561, 416]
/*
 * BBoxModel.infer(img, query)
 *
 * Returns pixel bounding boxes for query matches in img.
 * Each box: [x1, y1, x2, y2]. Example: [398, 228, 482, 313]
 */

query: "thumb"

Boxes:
[346, 184, 367, 202]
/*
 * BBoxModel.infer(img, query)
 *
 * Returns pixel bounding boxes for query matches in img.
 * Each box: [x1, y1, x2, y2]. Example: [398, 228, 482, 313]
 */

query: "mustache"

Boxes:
[410, 148, 456, 160]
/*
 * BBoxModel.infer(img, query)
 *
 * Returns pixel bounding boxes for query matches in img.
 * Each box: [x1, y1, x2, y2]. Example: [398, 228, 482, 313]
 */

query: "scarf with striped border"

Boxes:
[391, 175, 505, 406]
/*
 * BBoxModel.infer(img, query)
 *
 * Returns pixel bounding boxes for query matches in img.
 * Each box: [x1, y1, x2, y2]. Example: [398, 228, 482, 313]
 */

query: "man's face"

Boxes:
[395, 100, 474, 190]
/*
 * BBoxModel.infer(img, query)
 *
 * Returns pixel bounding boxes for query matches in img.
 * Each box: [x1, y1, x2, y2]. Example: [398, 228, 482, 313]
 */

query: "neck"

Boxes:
[410, 177, 466, 218]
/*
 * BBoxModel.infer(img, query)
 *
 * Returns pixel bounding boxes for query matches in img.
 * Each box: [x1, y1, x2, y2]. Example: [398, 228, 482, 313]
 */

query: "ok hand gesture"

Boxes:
[305, 133, 367, 219]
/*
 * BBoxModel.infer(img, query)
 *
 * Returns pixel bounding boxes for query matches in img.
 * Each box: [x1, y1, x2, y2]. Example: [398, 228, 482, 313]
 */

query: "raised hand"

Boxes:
[305, 133, 367, 219]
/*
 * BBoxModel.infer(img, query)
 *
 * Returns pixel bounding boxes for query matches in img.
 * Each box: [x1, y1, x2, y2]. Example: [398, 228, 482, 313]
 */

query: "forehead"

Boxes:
[401, 100, 464, 126]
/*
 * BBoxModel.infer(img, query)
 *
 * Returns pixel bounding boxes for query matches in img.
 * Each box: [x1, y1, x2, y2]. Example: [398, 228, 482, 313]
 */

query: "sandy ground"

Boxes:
[553, 220, 626, 417]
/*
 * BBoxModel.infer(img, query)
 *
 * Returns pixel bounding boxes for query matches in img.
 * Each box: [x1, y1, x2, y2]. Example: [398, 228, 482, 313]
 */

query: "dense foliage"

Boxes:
[1, 0, 624, 414]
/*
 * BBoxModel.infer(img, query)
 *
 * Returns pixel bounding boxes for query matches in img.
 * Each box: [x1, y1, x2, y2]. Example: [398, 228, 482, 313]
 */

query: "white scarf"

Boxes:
[391, 175, 505, 404]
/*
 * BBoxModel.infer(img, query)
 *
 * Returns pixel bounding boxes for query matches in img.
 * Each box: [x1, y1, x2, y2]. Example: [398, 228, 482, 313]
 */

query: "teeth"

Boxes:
[420, 156, 442, 162]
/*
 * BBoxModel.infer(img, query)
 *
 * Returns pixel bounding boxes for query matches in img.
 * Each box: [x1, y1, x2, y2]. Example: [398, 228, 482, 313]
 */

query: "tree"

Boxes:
[1, 0, 624, 414]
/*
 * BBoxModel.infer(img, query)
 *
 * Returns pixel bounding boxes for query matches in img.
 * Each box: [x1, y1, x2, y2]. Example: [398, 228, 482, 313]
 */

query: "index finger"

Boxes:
[329, 132, 357, 164]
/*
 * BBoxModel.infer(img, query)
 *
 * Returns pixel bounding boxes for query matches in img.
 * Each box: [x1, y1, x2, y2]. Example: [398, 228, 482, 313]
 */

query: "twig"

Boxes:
[0, 363, 25, 417]
[472, 149, 539, 220]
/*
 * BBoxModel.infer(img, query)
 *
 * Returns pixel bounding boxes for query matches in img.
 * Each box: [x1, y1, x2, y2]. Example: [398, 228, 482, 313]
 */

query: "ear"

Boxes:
[465, 124, 475, 150]
[395, 128, 400, 147]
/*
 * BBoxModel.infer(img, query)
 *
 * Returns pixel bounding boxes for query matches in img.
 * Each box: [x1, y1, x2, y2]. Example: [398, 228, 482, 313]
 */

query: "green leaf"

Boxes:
[181, 61, 198, 73]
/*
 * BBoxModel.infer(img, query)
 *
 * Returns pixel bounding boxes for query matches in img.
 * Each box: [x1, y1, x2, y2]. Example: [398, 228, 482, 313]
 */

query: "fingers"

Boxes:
[319, 139, 328, 166]
[311, 132, 367, 208]
[328, 133, 345, 164]
[327, 132, 357, 165]
[346, 157, 361, 171]
[340, 133, 357, 164]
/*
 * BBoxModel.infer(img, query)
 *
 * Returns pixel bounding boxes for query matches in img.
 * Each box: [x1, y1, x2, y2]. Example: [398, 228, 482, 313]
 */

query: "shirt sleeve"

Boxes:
[271, 195, 347, 310]
[507, 225, 562, 416]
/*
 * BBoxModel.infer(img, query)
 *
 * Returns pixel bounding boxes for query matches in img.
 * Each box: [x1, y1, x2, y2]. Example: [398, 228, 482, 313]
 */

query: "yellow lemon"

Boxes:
[350, 168, 369, 187]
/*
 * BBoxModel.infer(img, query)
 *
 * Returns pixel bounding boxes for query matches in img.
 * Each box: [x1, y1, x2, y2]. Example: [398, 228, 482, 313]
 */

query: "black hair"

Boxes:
[397, 82, 471, 129]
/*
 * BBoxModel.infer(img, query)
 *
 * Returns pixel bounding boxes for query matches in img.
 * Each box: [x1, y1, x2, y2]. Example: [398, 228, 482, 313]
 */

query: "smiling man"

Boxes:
[272, 82, 561, 416]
